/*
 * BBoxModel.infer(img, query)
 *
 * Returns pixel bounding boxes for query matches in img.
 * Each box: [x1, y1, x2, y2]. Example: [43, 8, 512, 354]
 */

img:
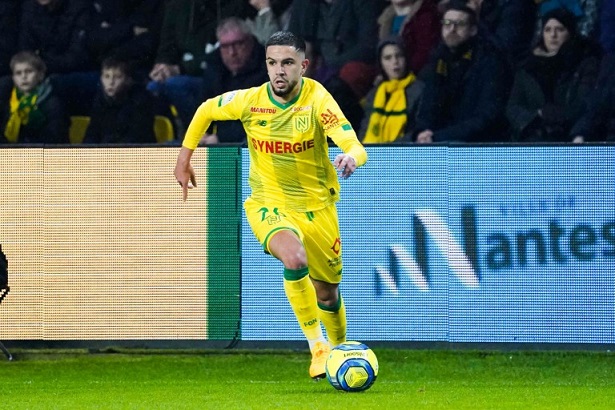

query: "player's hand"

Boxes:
[174, 158, 197, 201]
[333, 154, 357, 179]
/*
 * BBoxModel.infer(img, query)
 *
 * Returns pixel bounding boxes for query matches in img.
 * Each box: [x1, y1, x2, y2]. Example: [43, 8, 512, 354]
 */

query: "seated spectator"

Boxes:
[377, 0, 441, 76]
[18, 0, 98, 116]
[506, 8, 600, 142]
[0, 51, 69, 144]
[199, 17, 269, 145]
[86, 0, 163, 80]
[147, 0, 249, 129]
[359, 37, 424, 143]
[415, 0, 512, 143]
[570, 53, 615, 142]
[288, 0, 381, 99]
[84, 57, 156, 144]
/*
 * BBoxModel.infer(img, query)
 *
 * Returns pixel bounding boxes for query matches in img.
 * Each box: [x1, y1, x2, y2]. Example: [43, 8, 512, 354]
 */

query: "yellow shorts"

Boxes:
[244, 197, 343, 284]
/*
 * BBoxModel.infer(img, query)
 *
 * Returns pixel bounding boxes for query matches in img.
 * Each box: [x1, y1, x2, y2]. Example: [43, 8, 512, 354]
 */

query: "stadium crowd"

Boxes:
[0, 0, 614, 145]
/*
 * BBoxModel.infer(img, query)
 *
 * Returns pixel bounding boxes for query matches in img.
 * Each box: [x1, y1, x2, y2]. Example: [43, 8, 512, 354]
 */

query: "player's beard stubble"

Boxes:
[270, 77, 299, 98]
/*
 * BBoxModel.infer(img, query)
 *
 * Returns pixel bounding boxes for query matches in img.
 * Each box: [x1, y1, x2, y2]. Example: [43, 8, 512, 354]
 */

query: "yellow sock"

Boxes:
[318, 294, 347, 347]
[283, 267, 324, 345]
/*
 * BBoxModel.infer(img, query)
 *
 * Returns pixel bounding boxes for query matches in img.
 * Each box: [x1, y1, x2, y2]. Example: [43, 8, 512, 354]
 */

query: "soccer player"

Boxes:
[174, 31, 367, 379]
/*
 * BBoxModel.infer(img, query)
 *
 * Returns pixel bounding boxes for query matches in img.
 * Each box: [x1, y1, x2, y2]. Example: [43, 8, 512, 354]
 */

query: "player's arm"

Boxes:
[175, 90, 246, 200]
[320, 94, 368, 178]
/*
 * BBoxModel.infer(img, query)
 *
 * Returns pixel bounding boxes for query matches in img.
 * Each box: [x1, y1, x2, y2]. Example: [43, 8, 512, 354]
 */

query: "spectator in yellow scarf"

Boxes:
[0, 51, 69, 144]
[359, 37, 424, 144]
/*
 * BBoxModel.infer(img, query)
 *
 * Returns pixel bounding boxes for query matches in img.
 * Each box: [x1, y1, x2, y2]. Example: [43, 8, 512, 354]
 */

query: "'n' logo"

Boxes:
[294, 116, 310, 132]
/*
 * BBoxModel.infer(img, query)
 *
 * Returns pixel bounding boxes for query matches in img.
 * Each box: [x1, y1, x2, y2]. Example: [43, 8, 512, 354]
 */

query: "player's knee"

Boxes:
[282, 248, 307, 270]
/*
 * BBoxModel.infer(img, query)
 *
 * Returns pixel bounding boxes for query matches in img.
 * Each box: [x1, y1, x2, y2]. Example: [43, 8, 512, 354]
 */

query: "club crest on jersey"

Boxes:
[294, 116, 310, 132]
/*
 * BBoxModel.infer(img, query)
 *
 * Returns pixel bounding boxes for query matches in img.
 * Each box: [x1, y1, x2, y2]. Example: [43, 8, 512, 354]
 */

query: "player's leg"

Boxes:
[312, 279, 347, 347]
[268, 230, 327, 350]
[268, 229, 330, 379]
[302, 204, 347, 348]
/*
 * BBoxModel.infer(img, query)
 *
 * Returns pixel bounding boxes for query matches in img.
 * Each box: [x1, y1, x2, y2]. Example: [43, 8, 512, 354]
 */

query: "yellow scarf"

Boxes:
[363, 73, 416, 144]
[4, 85, 45, 143]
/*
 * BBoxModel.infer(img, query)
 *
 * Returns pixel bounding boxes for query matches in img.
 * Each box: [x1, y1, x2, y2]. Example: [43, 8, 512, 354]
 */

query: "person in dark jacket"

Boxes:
[415, 0, 512, 143]
[570, 53, 615, 142]
[18, 0, 98, 116]
[84, 57, 156, 144]
[86, 0, 163, 77]
[198, 17, 269, 145]
[287, 0, 381, 99]
[0, 51, 69, 144]
[506, 7, 600, 142]
[147, 0, 249, 127]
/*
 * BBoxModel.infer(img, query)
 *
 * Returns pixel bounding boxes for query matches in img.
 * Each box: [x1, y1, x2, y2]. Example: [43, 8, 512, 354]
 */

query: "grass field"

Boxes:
[1, 348, 614, 409]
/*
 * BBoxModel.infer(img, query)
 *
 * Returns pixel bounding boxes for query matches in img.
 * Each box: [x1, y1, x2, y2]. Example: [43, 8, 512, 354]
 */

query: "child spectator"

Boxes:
[359, 37, 424, 143]
[0, 51, 69, 144]
[84, 57, 156, 144]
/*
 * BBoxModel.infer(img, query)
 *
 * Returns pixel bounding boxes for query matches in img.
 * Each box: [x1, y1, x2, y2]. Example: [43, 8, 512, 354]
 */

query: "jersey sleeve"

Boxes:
[182, 89, 248, 150]
[318, 91, 368, 167]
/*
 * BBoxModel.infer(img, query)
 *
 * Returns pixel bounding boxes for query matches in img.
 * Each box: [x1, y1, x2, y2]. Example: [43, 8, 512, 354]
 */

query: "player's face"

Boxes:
[101, 68, 128, 98]
[266, 45, 308, 102]
[12, 62, 43, 94]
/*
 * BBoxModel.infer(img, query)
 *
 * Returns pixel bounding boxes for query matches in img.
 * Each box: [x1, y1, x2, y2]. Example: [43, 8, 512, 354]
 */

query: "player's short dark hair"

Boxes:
[265, 31, 306, 54]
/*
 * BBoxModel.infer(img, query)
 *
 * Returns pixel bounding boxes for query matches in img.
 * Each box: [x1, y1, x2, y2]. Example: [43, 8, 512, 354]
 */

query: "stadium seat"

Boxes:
[69, 116, 91, 144]
[154, 115, 175, 143]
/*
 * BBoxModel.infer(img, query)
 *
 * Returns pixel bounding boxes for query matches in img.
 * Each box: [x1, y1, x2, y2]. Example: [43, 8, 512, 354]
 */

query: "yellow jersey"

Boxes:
[183, 78, 367, 212]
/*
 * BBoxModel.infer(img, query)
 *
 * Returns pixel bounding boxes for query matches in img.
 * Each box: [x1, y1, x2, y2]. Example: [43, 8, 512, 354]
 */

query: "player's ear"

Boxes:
[301, 59, 309, 74]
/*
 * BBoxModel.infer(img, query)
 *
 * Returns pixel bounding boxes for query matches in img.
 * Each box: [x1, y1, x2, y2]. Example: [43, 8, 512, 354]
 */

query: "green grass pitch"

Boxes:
[1, 348, 614, 409]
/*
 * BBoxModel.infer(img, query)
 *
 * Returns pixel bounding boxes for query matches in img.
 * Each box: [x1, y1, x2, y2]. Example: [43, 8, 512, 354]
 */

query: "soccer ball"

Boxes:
[325, 341, 378, 392]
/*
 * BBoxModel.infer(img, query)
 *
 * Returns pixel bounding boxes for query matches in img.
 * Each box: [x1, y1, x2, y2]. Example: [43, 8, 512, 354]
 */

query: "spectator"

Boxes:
[359, 37, 424, 143]
[377, 0, 441, 76]
[301, 42, 365, 132]
[415, 0, 512, 143]
[288, 0, 381, 99]
[86, 0, 163, 78]
[245, 0, 291, 46]
[0, 51, 69, 144]
[83, 57, 157, 144]
[18, 0, 97, 116]
[147, 0, 249, 128]
[506, 7, 600, 142]
[466, 0, 538, 69]
[199, 17, 269, 145]
[0, 0, 20, 78]
[570, 53, 615, 142]
[536, 0, 599, 39]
